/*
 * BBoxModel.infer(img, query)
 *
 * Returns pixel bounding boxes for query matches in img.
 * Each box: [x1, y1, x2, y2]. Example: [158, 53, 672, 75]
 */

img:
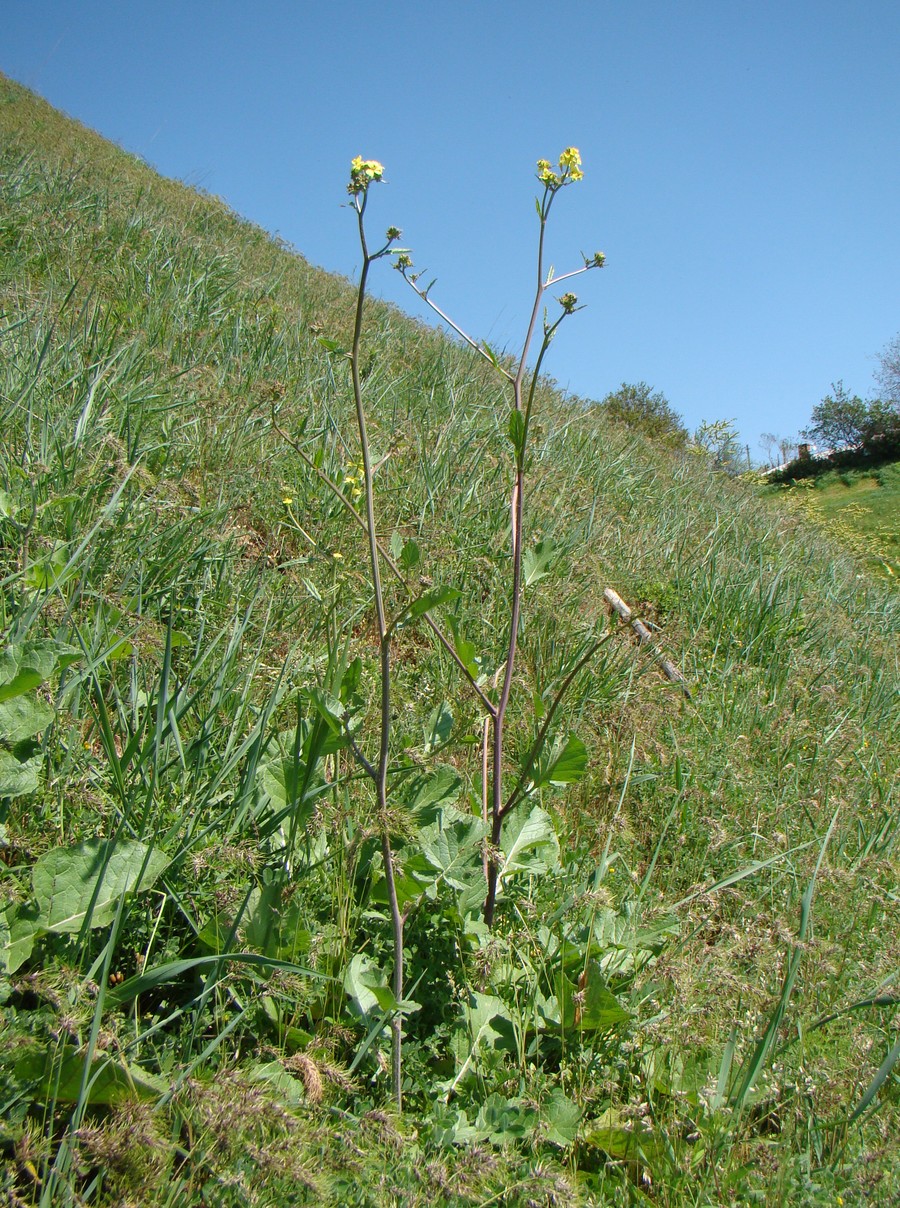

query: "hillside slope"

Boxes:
[1, 75, 898, 1206]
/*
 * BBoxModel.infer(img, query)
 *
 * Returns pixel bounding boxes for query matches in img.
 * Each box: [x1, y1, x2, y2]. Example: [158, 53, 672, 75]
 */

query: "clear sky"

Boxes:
[4, 1, 899, 456]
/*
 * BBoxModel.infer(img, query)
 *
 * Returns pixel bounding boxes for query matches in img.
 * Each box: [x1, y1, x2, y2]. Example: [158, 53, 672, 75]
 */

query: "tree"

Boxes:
[875, 332, 900, 405]
[601, 381, 688, 446]
[760, 432, 798, 467]
[804, 381, 899, 452]
[692, 417, 743, 473]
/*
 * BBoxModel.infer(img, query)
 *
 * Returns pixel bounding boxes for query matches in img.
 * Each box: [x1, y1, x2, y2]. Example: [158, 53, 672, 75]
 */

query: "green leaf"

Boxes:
[316, 336, 347, 356]
[522, 538, 557, 587]
[31, 839, 169, 934]
[552, 960, 631, 1032]
[0, 489, 14, 519]
[423, 701, 453, 754]
[442, 992, 510, 1096]
[0, 640, 77, 703]
[13, 1045, 167, 1104]
[0, 695, 54, 743]
[0, 902, 42, 974]
[499, 806, 559, 880]
[343, 954, 394, 1024]
[391, 585, 459, 632]
[0, 749, 43, 798]
[508, 409, 526, 456]
[400, 538, 421, 571]
[532, 733, 588, 789]
[447, 617, 481, 678]
[544, 1088, 582, 1147]
[389, 530, 404, 560]
[405, 765, 462, 823]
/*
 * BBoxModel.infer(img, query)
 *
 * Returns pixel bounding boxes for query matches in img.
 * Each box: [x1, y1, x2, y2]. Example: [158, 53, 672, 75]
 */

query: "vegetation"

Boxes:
[802, 382, 900, 461]
[599, 383, 688, 448]
[1, 74, 899, 1206]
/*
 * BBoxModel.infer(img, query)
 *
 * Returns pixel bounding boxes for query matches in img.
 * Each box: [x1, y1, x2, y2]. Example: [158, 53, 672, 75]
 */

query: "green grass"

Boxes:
[1, 73, 899, 1206]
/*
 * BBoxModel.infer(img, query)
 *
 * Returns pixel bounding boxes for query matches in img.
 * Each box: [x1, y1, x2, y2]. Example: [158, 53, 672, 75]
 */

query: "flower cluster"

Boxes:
[536, 147, 584, 189]
[559, 292, 579, 314]
[347, 157, 385, 195]
[342, 462, 365, 503]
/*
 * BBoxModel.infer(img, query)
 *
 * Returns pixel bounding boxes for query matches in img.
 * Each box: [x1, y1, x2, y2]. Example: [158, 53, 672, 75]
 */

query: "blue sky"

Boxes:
[4, 1, 899, 457]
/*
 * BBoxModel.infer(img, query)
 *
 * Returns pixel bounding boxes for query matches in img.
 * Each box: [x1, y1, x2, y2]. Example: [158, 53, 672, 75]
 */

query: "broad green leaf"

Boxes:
[0, 695, 54, 743]
[417, 814, 485, 893]
[523, 538, 557, 587]
[423, 701, 453, 753]
[532, 733, 588, 789]
[405, 765, 462, 822]
[544, 1088, 582, 1147]
[0, 489, 14, 519]
[0, 749, 43, 798]
[342, 954, 418, 1023]
[475, 1093, 538, 1143]
[553, 960, 631, 1032]
[499, 806, 559, 880]
[389, 530, 404, 560]
[400, 538, 420, 571]
[13, 1045, 167, 1104]
[316, 336, 347, 356]
[443, 992, 510, 1096]
[0, 902, 41, 974]
[32, 839, 168, 934]
[0, 640, 75, 703]
[582, 1107, 661, 1164]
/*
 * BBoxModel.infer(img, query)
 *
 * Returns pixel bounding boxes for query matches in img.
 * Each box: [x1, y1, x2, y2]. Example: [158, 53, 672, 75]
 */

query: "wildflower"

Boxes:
[586, 251, 606, 268]
[558, 146, 584, 181]
[347, 156, 385, 195]
[559, 292, 578, 314]
[536, 158, 560, 187]
[331, 551, 343, 561]
[394, 253, 413, 271]
[385, 226, 401, 241]
[282, 497, 294, 506]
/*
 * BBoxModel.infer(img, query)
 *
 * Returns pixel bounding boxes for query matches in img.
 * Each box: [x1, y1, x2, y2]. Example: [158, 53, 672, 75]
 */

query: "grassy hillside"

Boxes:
[769, 464, 900, 581]
[1, 74, 898, 1206]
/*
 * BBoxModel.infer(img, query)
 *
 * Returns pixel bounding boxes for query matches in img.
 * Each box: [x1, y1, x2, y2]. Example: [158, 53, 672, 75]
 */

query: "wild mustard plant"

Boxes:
[397, 147, 606, 924]
[282, 148, 605, 1104]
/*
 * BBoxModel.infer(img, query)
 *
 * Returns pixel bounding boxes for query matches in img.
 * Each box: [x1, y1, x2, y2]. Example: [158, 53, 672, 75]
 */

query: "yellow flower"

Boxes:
[347, 156, 385, 195]
[282, 496, 294, 506]
[558, 146, 581, 170]
[536, 158, 560, 187]
[331, 550, 343, 561]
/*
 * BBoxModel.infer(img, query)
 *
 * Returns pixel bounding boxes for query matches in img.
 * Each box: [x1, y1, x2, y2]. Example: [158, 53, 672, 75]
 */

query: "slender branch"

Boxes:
[400, 273, 515, 382]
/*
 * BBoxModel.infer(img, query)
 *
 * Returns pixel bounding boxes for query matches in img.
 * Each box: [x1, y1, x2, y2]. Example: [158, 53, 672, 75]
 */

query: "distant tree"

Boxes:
[804, 380, 899, 452]
[760, 431, 798, 467]
[601, 381, 688, 446]
[692, 418, 743, 473]
[875, 332, 900, 405]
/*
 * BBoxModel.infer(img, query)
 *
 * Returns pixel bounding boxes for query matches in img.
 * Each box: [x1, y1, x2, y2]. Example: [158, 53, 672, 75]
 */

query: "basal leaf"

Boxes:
[32, 839, 169, 934]
[0, 749, 43, 798]
[0, 695, 54, 743]
[13, 1045, 167, 1104]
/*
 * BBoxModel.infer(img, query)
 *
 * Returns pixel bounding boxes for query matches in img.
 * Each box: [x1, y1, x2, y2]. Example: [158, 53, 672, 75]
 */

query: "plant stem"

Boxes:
[350, 190, 404, 1108]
